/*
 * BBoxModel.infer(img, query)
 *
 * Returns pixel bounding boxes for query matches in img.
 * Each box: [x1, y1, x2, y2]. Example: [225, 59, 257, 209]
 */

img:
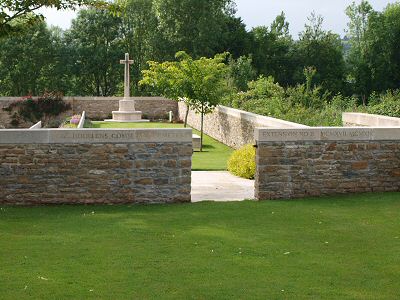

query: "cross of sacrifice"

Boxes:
[120, 53, 134, 99]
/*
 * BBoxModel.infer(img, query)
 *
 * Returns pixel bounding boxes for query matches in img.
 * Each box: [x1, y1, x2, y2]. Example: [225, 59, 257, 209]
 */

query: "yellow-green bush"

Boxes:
[227, 144, 256, 179]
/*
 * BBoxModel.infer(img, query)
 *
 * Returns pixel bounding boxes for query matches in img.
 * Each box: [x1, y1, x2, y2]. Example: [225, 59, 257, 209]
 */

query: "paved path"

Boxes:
[191, 171, 255, 202]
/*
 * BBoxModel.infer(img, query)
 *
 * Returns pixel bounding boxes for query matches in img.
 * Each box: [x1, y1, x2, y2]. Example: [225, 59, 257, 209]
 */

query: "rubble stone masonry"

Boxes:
[0, 129, 192, 204]
[255, 128, 400, 200]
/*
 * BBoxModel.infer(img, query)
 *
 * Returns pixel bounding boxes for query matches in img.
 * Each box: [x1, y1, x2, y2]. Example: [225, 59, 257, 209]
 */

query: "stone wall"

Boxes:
[343, 112, 400, 127]
[255, 128, 400, 200]
[0, 129, 192, 205]
[67, 97, 179, 120]
[178, 102, 308, 149]
[0, 97, 179, 128]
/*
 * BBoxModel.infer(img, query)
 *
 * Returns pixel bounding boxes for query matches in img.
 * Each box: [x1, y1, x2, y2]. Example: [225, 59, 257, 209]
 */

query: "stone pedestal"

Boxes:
[105, 99, 149, 123]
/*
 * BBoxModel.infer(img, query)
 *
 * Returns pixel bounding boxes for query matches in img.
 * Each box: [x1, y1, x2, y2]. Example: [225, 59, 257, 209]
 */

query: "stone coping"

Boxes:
[255, 127, 400, 142]
[77, 111, 86, 129]
[0, 128, 192, 144]
[0, 96, 170, 101]
[343, 112, 400, 127]
[217, 106, 309, 128]
[29, 121, 42, 129]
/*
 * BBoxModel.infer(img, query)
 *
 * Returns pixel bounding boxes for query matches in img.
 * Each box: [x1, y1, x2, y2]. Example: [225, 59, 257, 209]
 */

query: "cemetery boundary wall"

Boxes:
[0, 129, 192, 205]
[178, 102, 308, 149]
[343, 112, 400, 127]
[255, 127, 400, 200]
[0, 97, 179, 128]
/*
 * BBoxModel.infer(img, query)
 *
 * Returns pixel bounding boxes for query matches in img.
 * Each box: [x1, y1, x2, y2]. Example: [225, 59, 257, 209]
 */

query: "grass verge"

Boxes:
[1, 193, 400, 299]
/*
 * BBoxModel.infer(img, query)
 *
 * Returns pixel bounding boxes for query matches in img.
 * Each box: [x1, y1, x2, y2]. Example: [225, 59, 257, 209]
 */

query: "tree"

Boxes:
[345, 0, 374, 104]
[0, 0, 104, 37]
[364, 3, 400, 95]
[250, 13, 296, 86]
[118, 0, 158, 95]
[0, 21, 58, 96]
[64, 8, 123, 96]
[217, 15, 252, 59]
[345, 2, 400, 101]
[152, 0, 236, 59]
[346, 1, 373, 53]
[43, 26, 73, 94]
[295, 13, 345, 93]
[141, 51, 229, 151]
[227, 55, 256, 92]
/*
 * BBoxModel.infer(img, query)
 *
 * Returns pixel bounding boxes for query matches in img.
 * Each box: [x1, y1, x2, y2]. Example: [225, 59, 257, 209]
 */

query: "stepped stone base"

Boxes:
[105, 99, 149, 123]
[119, 100, 136, 111]
[112, 111, 143, 121]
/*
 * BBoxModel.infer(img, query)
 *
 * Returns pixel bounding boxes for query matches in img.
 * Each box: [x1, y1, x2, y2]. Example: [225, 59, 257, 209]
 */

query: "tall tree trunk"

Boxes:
[96, 79, 100, 97]
[104, 69, 109, 96]
[184, 103, 190, 128]
[200, 102, 204, 152]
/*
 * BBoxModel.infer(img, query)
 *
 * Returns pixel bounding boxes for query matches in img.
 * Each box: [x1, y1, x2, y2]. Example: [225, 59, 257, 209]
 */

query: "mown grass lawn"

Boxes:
[1, 193, 400, 299]
[90, 121, 234, 171]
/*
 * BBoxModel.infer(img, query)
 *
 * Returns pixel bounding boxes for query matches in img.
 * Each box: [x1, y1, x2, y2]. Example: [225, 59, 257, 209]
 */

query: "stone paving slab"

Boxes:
[191, 171, 255, 202]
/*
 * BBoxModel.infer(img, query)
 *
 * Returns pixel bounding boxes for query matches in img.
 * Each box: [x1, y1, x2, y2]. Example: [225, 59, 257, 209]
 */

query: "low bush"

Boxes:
[3, 92, 71, 127]
[227, 144, 256, 179]
[368, 90, 400, 117]
[229, 75, 361, 126]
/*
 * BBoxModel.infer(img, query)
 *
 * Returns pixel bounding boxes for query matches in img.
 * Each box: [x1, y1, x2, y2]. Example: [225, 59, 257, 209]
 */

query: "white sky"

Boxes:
[41, 0, 395, 36]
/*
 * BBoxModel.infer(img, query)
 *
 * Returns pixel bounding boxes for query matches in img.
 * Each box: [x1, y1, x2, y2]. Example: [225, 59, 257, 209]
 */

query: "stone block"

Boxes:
[351, 161, 369, 170]
[0, 128, 193, 144]
[255, 127, 400, 142]
[343, 112, 400, 127]
[192, 134, 201, 150]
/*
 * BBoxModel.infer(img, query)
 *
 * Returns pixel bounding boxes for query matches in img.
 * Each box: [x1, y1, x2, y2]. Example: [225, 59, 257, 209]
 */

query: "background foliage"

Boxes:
[0, 0, 399, 125]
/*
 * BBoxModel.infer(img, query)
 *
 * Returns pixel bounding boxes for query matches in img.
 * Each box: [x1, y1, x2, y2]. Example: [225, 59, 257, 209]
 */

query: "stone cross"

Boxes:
[120, 53, 134, 99]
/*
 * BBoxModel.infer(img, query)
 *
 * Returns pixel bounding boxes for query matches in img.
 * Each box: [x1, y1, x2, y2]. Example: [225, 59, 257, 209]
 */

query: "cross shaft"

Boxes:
[120, 53, 134, 99]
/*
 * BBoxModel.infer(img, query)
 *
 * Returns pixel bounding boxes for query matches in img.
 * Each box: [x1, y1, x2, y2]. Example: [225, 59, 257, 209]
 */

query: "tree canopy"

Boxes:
[140, 51, 229, 150]
[295, 13, 345, 93]
[345, 1, 400, 103]
[0, 0, 399, 111]
[0, 0, 105, 37]
[65, 8, 123, 96]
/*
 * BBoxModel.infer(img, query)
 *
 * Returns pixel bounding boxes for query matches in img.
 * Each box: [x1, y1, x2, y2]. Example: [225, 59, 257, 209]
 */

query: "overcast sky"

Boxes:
[41, 0, 395, 37]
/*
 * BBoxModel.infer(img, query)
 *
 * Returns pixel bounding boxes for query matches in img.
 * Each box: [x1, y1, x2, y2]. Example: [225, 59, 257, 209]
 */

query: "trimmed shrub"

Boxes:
[227, 144, 256, 179]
